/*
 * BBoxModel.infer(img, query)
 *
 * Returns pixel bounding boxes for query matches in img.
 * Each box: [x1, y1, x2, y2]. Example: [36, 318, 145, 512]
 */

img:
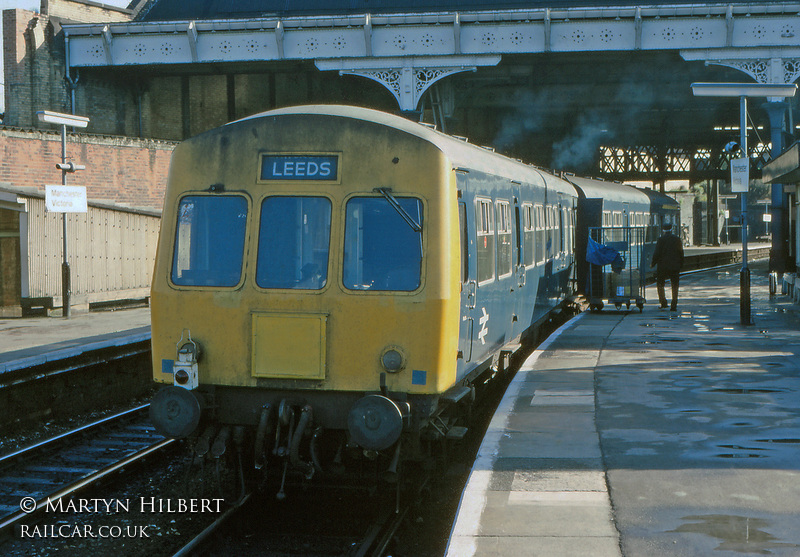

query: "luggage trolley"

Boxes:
[586, 226, 646, 312]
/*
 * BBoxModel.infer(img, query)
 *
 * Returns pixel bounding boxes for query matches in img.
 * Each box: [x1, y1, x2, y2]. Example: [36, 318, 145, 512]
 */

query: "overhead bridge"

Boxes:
[63, 3, 800, 112]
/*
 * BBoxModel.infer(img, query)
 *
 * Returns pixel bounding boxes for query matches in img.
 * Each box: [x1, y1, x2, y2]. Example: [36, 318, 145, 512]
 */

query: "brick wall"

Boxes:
[3, 4, 135, 130]
[0, 128, 175, 212]
[4, 5, 396, 140]
[42, 0, 134, 23]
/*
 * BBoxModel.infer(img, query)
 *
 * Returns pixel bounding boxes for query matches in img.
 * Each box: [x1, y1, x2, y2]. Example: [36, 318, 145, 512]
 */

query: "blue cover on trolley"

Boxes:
[586, 236, 624, 273]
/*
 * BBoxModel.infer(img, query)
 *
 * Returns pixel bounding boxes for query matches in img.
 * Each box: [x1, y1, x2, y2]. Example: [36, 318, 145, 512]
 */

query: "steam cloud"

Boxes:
[492, 80, 655, 172]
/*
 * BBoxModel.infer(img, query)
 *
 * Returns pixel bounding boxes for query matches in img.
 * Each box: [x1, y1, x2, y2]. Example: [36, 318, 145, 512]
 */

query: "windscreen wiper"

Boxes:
[374, 188, 422, 232]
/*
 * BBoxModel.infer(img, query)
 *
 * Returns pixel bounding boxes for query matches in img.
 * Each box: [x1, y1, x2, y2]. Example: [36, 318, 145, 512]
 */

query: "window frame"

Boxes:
[496, 200, 513, 279]
[476, 197, 496, 285]
[521, 202, 536, 268]
[341, 193, 426, 294]
[169, 192, 250, 289]
[254, 195, 333, 292]
[534, 204, 546, 265]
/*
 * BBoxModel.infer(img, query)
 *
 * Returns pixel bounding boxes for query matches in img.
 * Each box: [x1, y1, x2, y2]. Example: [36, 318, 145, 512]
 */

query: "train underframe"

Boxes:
[150, 375, 491, 500]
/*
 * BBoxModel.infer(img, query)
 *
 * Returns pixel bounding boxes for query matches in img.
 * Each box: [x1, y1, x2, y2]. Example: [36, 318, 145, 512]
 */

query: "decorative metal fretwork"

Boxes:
[706, 58, 800, 85]
[359, 69, 402, 99]
[415, 68, 454, 96]
[339, 66, 474, 111]
[598, 144, 773, 182]
[784, 59, 800, 84]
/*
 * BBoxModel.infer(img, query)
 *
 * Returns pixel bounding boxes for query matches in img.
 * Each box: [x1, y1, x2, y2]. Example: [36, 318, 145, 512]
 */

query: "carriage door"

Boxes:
[514, 197, 525, 289]
[458, 200, 475, 363]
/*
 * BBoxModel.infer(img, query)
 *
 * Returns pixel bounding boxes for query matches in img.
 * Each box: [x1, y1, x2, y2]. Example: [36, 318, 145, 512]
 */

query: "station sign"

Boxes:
[730, 158, 749, 193]
[260, 154, 339, 182]
[45, 185, 87, 213]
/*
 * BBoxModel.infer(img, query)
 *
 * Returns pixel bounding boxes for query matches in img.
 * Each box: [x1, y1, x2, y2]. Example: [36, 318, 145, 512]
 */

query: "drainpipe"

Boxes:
[63, 32, 78, 115]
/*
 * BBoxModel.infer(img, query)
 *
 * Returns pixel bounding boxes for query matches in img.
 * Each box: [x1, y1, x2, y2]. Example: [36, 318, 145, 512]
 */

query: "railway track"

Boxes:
[0, 404, 174, 536]
[170, 488, 410, 557]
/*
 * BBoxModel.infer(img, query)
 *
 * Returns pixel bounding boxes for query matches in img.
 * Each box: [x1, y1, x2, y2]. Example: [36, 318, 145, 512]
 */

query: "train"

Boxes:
[147, 105, 679, 494]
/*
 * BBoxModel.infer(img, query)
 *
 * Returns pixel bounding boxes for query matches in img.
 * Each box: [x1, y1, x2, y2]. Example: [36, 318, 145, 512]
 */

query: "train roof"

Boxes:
[232, 105, 576, 195]
[562, 175, 650, 206]
[636, 187, 681, 212]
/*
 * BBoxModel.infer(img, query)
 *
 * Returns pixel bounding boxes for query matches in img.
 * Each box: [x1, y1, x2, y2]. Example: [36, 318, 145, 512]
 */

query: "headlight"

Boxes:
[380, 347, 405, 373]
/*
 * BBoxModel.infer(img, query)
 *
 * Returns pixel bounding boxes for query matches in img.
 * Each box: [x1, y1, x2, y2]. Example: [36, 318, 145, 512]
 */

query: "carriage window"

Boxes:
[547, 206, 555, 259]
[535, 204, 545, 264]
[569, 208, 576, 255]
[257, 197, 331, 290]
[344, 196, 423, 291]
[459, 202, 469, 283]
[476, 198, 495, 284]
[172, 195, 248, 287]
[522, 204, 535, 267]
[497, 201, 512, 278]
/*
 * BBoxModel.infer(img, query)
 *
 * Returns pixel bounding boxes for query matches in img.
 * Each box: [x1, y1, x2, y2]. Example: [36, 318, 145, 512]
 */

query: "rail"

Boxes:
[0, 405, 174, 536]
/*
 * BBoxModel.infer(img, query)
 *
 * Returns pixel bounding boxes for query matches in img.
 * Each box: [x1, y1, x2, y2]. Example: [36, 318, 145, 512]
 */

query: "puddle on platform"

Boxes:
[755, 438, 800, 444]
[706, 388, 788, 395]
[671, 514, 798, 554]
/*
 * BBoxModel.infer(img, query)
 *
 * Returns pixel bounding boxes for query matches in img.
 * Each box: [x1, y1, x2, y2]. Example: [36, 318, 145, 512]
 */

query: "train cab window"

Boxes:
[496, 201, 512, 278]
[171, 195, 248, 287]
[522, 204, 535, 266]
[343, 196, 423, 291]
[256, 196, 331, 290]
[476, 198, 495, 284]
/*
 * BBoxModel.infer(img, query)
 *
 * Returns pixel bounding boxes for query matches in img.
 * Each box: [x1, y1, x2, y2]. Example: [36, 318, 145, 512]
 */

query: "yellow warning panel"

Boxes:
[251, 313, 327, 379]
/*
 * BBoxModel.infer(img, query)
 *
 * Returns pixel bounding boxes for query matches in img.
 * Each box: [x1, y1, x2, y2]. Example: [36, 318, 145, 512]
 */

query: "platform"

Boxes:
[447, 259, 800, 556]
[0, 308, 150, 374]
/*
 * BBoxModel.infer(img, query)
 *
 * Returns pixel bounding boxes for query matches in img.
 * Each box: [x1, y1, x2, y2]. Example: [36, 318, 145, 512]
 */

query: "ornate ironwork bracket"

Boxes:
[681, 49, 800, 86]
[706, 58, 800, 86]
[316, 55, 500, 111]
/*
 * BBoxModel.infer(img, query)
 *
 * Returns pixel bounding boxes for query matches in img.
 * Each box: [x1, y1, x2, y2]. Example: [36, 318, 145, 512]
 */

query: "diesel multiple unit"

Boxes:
[148, 105, 679, 489]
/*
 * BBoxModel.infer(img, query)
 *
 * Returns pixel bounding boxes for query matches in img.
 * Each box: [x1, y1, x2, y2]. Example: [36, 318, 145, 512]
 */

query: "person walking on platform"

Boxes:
[651, 223, 684, 311]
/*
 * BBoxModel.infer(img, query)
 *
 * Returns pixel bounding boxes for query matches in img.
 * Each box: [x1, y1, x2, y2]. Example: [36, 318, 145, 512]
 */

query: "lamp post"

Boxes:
[36, 110, 89, 318]
[691, 83, 797, 325]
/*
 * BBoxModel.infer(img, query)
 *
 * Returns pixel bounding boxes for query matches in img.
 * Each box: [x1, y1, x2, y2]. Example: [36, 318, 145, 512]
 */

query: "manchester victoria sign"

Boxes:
[45, 185, 88, 213]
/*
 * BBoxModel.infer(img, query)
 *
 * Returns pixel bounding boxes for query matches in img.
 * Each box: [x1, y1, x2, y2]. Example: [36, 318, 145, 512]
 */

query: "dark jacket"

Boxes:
[651, 232, 684, 273]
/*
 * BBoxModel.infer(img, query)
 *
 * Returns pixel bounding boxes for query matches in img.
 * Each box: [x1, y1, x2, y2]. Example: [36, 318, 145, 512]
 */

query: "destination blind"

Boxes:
[261, 154, 339, 181]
